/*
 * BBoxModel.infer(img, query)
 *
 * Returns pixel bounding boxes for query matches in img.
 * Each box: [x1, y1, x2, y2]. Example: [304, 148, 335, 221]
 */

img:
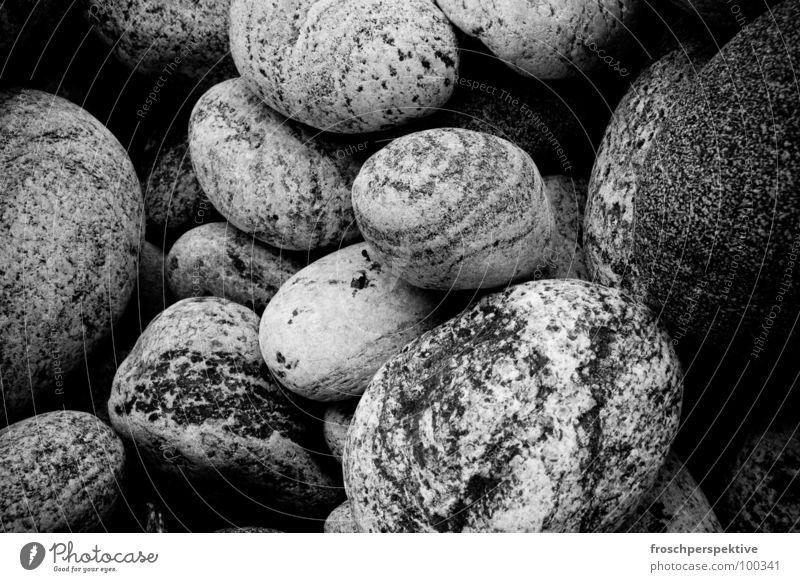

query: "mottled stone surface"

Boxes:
[229, 0, 459, 133]
[720, 426, 799, 532]
[619, 452, 721, 532]
[0, 88, 143, 425]
[141, 131, 220, 243]
[611, 2, 800, 343]
[81, 0, 236, 83]
[324, 500, 360, 533]
[0, 410, 125, 532]
[584, 47, 711, 288]
[352, 128, 555, 290]
[217, 527, 282, 533]
[437, 0, 644, 79]
[324, 401, 357, 462]
[344, 279, 683, 532]
[190, 78, 362, 250]
[544, 175, 588, 280]
[109, 297, 343, 516]
[167, 222, 304, 315]
[261, 242, 445, 401]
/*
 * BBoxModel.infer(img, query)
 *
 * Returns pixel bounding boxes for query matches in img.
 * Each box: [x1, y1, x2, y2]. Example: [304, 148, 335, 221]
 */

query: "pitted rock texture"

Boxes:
[324, 500, 360, 533]
[427, 77, 592, 175]
[544, 175, 588, 280]
[619, 452, 721, 532]
[584, 47, 712, 288]
[190, 78, 362, 250]
[610, 1, 800, 343]
[720, 426, 799, 532]
[260, 242, 445, 401]
[167, 222, 304, 315]
[669, 0, 776, 29]
[109, 297, 343, 515]
[324, 400, 358, 462]
[0, 88, 143, 425]
[141, 131, 221, 243]
[352, 128, 555, 290]
[81, 0, 236, 84]
[0, 411, 125, 532]
[436, 0, 644, 79]
[344, 279, 683, 532]
[229, 0, 459, 133]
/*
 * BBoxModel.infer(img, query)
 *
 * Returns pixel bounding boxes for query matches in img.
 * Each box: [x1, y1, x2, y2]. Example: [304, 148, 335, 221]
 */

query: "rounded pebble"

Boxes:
[229, 0, 459, 133]
[324, 500, 360, 533]
[0, 88, 142, 424]
[260, 242, 445, 401]
[167, 222, 304, 315]
[189, 78, 362, 250]
[0, 410, 126, 532]
[108, 297, 343, 516]
[345, 279, 683, 532]
[323, 400, 358, 462]
[352, 128, 555, 290]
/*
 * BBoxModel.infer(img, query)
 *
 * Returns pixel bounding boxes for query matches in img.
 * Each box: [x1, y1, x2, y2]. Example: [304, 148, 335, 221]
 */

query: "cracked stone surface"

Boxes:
[344, 279, 683, 532]
[229, 0, 459, 133]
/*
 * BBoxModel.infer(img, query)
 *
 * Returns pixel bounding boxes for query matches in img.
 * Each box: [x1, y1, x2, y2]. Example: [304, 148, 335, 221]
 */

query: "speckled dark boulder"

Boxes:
[190, 78, 362, 250]
[544, 175, 588, 280]
[619, 452, 721, 532]
[260, 243, 445, 401]
[596, 2, 800, 347]
[109, 297, 343, 516]
[436, 0, 644, 79]
[344, 279, 683, 532]
[720, 426, 799, 532]
[352, 128, 555, 290]
[0, 88, 143, 425]
[141, 131, 220, 243]
[585, 46, 712, 287]
[167, 222, 304, 315]
[80, 0, 236, 83]
[0, 411, 125, 532]
[324, 401, 357, 462]
[324, 500, 360, 533]
[229, 0, 459, 133]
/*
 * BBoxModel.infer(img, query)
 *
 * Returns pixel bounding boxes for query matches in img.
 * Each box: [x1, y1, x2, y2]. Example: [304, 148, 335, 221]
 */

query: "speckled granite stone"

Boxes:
[80, 0, 236, 83]
[544, 175, 588, 280]
[584, 47, 712, 288]
[229, 0, 459, 133]
[260, 243, 445, 401]
[436, 0, 644, 79]
[189, 78, 362, 250]
[619, 452, 721, 532]
[352, 128, 555, 290]
[109, 297, 343, 516]
[324, 500, 360, 533]
[344, 279, 683, 532]
[0, 410, 126, 532]
[609, 1, 800, 343]
[720, 426, 799, 532]
[141, 131, 220, 243]
[0, 88, 143, 425]
[167, 222, 304, 315]
[217, 527, 282, 532]
[323, 400, 357, 462]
